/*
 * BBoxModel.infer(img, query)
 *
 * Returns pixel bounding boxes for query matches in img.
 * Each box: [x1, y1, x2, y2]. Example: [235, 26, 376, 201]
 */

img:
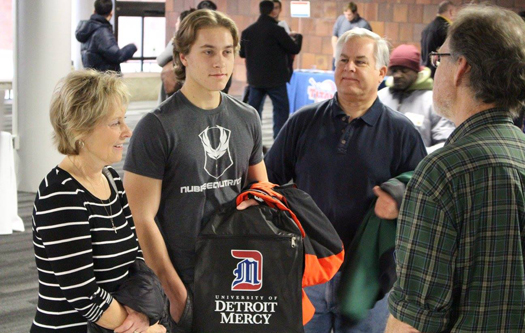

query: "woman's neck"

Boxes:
[59, 155, 109, 199]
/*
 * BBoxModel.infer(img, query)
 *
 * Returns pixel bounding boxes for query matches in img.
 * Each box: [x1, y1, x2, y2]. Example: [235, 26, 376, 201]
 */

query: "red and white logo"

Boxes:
[231, 250, 263, 291]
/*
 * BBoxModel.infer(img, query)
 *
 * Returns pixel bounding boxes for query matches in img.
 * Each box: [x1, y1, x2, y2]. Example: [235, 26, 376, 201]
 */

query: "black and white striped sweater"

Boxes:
[30, 166, 143, 332]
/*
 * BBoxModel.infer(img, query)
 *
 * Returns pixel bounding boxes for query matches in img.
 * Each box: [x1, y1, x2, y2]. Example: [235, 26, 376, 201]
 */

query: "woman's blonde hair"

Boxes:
[49, 70, 130, 155]
[173, 9, 239, 82]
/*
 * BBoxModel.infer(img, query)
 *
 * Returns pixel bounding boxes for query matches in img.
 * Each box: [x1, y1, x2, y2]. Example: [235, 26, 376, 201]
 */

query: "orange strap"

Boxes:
[236, 183, 306, 237]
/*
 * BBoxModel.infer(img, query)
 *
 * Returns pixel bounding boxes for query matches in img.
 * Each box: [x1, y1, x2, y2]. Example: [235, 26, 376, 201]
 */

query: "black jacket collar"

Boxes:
[90, 14, 111, 26]
[257, 14, 278, 24]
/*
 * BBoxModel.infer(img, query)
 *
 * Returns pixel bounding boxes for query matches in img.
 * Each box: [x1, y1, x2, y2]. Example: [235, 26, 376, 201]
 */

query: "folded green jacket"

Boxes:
[337, 171, 413, 323]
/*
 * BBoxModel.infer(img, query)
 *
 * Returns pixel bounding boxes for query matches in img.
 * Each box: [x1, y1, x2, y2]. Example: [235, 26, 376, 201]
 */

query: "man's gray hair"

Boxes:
[448, 5, 525, 116]
[335, 28, 389, 70]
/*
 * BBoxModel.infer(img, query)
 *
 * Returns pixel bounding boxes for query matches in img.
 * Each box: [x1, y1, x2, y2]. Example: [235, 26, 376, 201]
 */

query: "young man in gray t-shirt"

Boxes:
[123, 10, 268, 331]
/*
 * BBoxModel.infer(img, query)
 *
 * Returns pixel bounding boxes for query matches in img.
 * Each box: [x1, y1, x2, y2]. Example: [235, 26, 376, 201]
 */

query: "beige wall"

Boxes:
[165, 0, 525, 96]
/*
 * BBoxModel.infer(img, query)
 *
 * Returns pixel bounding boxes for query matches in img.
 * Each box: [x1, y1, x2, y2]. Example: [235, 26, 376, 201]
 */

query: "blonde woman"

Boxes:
[31, 70, 165, 333]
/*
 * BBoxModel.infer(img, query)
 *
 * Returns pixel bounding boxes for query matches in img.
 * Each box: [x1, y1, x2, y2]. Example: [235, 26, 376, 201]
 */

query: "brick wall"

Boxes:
[165, 0, 525, 96]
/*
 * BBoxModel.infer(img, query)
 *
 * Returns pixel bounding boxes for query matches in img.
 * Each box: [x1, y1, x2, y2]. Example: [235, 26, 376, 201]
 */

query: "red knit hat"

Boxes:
[389, 44, 423, 72]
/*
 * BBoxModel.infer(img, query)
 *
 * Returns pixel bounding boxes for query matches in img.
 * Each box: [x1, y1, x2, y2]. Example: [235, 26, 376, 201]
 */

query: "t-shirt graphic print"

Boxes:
[199, 125, 233, 179]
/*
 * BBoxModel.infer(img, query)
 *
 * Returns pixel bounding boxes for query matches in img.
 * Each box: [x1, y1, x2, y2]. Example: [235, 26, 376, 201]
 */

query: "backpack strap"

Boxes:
[236, 182, 306, 237]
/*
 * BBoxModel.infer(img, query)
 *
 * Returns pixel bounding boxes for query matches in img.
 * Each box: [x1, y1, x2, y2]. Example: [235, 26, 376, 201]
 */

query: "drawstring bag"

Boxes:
[193, 182, 344, 332]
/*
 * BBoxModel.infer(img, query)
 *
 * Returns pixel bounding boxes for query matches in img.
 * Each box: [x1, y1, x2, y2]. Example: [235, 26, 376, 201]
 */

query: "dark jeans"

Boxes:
[304, 272, 390, 333]
[248, 84, 290, 139]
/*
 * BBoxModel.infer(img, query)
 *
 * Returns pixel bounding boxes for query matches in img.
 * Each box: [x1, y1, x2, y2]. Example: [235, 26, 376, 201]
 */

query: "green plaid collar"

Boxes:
[446, 108, 513, 145]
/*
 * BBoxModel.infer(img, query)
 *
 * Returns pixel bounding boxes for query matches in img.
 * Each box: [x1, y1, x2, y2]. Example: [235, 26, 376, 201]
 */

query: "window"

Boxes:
[115, 1, 165, 73]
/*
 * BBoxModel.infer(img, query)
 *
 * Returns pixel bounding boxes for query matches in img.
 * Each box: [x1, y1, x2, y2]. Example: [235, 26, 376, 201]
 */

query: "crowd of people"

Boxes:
[30, 0, 525, 332]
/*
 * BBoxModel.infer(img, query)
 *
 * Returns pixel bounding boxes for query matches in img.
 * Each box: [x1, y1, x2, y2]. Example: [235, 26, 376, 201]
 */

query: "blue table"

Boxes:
[286, 70, 336, 113]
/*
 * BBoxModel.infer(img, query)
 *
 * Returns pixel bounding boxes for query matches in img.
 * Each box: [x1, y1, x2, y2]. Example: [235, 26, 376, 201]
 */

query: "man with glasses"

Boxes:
[387, 5, 525, 333]
[429, 50, 451, 68]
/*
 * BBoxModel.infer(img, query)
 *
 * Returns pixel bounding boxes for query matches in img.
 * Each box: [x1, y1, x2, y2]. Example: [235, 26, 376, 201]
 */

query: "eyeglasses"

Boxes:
[429, 51, 451, 68]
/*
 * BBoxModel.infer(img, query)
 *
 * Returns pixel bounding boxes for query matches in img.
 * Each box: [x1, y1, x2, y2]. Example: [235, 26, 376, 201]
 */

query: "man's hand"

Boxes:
[236, 198, 259, 210]
[113, 306, 149, 333]
[385, 314, 422, 333]
[373, 186, 399, 220]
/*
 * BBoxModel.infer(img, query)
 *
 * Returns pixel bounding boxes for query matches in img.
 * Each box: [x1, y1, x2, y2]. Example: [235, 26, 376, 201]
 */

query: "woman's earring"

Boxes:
[78, 140, 85, 148]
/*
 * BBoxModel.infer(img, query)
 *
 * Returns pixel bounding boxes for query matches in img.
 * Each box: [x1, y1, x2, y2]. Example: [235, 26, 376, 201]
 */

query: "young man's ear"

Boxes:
[180, 53, 188, 67]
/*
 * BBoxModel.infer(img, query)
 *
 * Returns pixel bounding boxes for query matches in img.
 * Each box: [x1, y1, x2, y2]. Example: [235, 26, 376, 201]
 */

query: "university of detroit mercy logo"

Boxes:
[231, 250, 263, 291]
[199, 125, 233, 179]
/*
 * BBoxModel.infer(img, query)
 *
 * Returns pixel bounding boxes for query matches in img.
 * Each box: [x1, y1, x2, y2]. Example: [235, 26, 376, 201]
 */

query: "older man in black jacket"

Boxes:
[76, 0, 137, 73]
[240, 0, 302, 139]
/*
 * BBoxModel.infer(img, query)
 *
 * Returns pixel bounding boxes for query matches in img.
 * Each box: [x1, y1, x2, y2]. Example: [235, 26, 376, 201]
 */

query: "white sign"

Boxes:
[290, 1, 310, 18]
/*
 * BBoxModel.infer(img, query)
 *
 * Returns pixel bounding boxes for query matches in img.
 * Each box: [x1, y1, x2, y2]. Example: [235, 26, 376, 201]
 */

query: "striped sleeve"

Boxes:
[33, 181, 113, 323]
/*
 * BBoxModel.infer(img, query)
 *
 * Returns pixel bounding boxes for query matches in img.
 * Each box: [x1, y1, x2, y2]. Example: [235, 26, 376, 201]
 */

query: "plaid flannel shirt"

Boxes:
[389, 109, 525, 332]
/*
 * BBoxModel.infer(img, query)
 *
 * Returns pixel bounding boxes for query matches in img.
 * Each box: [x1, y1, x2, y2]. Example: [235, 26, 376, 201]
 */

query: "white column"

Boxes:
[14, 0, 71, 192]
[72, 0, 94, 70]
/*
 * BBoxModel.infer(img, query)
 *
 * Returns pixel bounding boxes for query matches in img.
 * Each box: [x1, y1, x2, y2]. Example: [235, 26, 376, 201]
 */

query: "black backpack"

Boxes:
[194, 200, 304, 332]
[193, 182, 344, 333]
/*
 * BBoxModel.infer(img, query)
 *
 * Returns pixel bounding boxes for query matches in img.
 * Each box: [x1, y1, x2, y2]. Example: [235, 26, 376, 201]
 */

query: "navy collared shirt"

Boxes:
[265, 94, 427, 248]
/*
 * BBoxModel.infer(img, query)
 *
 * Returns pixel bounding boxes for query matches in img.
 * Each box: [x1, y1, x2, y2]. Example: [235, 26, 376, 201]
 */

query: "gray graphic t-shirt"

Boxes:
[124, 91, 263, 284]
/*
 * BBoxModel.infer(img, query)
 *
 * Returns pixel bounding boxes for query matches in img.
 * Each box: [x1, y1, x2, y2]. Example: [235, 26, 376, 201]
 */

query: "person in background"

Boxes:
[124, 10, 268, 333]
[242, 0, 296, 106]
[420, 1, 456, 78]
[271, 0, 301, 83]
[196, 0, 217, 10]
[75, 0, 137, 73]
[240, 0, 302, 139]
[31, 70, 165, 333]
[331, 2, 372, 70]
[156, 8, 196, 102]
[157, 3, 231, 100]
[264, 28, 426, 333]
[387, 5, 525, 332]
[378, 44, 454, 153]
[271, 0, 291, 33]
